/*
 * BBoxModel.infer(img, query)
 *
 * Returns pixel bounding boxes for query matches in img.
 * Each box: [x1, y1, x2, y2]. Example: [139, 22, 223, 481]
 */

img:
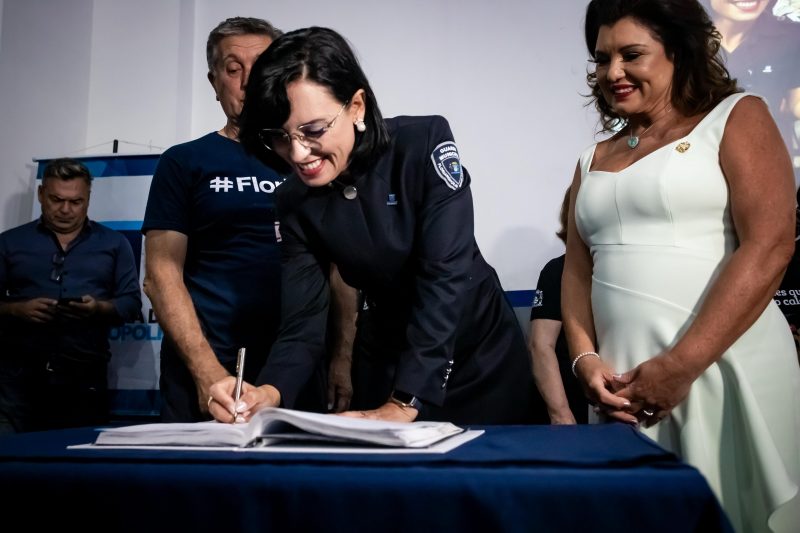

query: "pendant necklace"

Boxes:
[627, 107, 672, 149]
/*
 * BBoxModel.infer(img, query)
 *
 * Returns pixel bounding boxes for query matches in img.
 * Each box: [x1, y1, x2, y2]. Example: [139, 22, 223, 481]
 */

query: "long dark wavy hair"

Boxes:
[585, 0, 740, 132]
[239, 27, 390, 176]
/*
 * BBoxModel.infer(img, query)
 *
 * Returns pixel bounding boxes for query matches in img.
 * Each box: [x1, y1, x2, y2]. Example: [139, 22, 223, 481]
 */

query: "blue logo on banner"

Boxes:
[431, 141, 463, 190]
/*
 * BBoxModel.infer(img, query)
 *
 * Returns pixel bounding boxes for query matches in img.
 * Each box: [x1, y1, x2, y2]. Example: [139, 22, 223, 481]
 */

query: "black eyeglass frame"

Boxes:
[258, 100, 349, 152]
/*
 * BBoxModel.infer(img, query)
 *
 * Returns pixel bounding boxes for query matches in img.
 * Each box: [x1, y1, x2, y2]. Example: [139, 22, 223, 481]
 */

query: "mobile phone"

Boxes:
[57, 297, 83, 306]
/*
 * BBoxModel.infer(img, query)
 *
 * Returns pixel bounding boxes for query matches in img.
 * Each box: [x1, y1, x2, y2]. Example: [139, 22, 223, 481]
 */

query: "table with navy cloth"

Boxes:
[0, 423, 731, 532]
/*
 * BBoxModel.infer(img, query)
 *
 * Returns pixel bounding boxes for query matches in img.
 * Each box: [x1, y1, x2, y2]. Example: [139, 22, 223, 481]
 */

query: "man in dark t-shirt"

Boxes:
[141, 18, 286, 422]
[142, 130, 285, 421]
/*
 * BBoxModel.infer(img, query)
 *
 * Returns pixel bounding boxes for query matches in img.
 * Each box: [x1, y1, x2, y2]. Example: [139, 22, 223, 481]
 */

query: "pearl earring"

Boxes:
[355, 119, 366, 132]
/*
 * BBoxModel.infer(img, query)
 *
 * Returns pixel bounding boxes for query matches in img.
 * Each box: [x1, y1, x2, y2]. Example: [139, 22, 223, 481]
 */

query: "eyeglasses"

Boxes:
[51, 252, 65, 282]
[258, 100, 349, 152]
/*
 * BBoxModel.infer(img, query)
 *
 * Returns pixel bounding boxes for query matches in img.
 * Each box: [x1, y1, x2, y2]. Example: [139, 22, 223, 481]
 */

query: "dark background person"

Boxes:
[141, 17, 287, 422]
[774, 186, 800, 363]
[529, 186, 588, 424]
[0, 158, 141, 432]
[208, 26, 547, 425]
[563, 1, 799, 531]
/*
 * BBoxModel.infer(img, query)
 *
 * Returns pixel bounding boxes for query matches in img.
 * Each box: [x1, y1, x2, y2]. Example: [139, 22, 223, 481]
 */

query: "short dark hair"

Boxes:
[206, 17, 282, 72]
[584, 0, 740, 132]
[239, 26, 390, 176]
[42, 158, 92, 186]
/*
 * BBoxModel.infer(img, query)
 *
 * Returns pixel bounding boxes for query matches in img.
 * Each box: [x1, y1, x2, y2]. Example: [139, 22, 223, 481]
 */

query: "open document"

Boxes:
[87, 407, 478, 452]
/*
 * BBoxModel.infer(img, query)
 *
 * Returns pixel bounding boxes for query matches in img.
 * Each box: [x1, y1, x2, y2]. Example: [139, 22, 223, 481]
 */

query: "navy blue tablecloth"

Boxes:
[0, 423, 732, 533]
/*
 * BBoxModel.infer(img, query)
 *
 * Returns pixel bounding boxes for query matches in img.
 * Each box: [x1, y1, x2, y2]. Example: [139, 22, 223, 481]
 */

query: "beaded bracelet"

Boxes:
[571, 351, 600, 377]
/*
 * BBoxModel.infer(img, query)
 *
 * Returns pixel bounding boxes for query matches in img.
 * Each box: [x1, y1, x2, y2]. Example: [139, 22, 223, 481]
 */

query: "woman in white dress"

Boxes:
[562, 1, 800, 531]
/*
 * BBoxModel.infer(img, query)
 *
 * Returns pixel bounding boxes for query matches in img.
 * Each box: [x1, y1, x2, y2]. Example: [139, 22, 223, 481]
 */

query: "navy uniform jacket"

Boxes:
[258, 115, 543, 424]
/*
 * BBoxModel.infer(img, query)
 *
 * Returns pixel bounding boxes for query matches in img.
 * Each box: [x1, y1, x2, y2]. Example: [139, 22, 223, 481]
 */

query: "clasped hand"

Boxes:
[577, 351, 695, 427]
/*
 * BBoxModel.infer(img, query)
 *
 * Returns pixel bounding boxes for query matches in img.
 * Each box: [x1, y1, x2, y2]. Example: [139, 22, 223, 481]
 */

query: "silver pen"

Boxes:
[233, 347, 246, 421]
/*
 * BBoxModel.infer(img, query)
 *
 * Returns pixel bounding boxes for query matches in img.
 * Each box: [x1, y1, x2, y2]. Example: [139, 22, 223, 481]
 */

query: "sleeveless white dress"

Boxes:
[576, 93, 800, 533]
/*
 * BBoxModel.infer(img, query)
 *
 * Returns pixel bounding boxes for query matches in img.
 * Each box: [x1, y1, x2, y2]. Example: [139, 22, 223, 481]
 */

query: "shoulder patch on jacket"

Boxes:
[431, 141, 463, 190]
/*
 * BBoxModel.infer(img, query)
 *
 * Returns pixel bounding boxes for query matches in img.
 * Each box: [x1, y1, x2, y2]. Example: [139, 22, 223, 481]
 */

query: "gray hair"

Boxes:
[42, 158, 92, 187]
[206, 17, 282, 72]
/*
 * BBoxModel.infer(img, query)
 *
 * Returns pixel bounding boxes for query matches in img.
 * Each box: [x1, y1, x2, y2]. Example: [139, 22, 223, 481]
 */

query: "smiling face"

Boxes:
[708, 0, 770, 22]
[593, 17, 675, 119]
[208, 34, 272, 124]
[275, 79, 365, 188]
[38, 178, 90, 235]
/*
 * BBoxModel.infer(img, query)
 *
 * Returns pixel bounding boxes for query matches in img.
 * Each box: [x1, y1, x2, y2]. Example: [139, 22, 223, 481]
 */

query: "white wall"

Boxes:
[0, 0, 93, 230]
[0, 0, 598, 291]
[85, 0, 188, 154]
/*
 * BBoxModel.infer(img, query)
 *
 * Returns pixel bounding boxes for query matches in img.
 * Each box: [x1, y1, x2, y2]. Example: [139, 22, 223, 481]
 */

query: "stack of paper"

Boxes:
[93, 407, 466, 449]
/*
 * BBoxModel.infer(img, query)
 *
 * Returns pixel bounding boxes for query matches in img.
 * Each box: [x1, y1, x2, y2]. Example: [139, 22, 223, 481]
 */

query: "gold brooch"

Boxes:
[676, 142, 691, 153]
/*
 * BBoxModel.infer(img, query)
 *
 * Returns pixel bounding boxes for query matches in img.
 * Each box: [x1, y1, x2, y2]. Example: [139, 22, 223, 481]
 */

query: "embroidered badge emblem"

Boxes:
[676, 142, 691, 153]
[431, 141, 464, 190]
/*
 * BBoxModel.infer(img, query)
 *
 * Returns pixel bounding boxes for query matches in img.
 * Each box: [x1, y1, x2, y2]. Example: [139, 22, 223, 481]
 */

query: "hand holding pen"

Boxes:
[206, 347, 247, 424]
[207, 346, 283, 423]
[232, 347, 246, 423]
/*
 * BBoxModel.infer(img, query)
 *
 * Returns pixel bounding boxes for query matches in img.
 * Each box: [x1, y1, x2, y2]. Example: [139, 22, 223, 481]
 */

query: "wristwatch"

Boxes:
[389, 390, 424, 411]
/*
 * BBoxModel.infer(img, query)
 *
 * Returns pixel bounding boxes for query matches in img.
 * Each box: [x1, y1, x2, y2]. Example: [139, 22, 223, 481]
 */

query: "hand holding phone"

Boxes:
[55, 296, 88, 319]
